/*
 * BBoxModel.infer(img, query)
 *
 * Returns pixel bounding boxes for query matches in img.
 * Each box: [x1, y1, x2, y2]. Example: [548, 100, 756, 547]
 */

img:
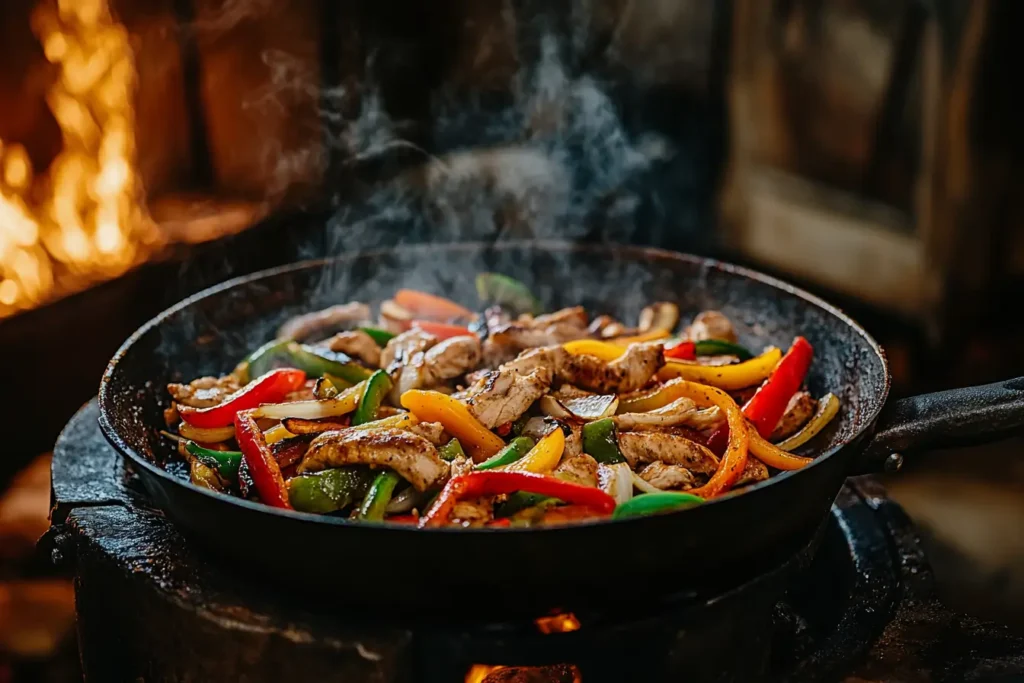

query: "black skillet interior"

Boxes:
[99, 242, 889, 616]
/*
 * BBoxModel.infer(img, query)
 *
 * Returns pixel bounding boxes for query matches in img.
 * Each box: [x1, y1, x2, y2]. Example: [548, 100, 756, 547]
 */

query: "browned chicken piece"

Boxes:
[299, 428, 448, 491]
[377, 299, 413, 334]
[736, 456, 769, 486]
[561, 422, 584, 459]
[406, 421, 448, 446]
[567, 342, 664, 393]
[277, 302, 371, 341]
[380, 329, 437, 372]
[525, 306, 588, 329]
[501, 345, 570, 377]
[613, 398, 699, 431]
[554, 451, 599, 488]
[450, 499, 493, 526]
[322, 330, 381, 367]
[617, 430, 720, 474]
[638, 461, 698, 490]
[482, 665, 577, 683]
[685, 310, 737, 343]
[481, 306, 590, 366]
[552, 384, 594, 400]
[167, 375, 241, 409]
[588, 314, 635, 339]
[448, 455, 475, 479]
[418, 336, 483, 385]
[460, 367, 552, 429]
[770, 392, 818, 441]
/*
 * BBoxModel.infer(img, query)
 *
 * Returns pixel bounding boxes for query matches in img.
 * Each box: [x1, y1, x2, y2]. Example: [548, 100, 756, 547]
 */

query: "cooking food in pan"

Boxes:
[162, 273, 840, 527]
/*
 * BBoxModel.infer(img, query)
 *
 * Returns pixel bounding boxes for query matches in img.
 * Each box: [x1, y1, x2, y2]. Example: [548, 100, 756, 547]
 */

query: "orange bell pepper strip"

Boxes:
[394, 289, 474, 321]
[411, 320, 474, 339]
[563, 339, 627, 362]
[611, 329, 671, 346]
[747, 426, 814, 471]
[400, 390, 505, 462]
[657, 347, 782, 391]
[504, 428, 564, 473]
[660, 381, 749, 498]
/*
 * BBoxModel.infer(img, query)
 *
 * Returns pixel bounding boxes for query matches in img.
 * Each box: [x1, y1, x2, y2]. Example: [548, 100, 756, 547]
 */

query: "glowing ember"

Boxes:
[464, 615, 583, 682]
[0, 0, 159, 318]
[464, 664, 582, 683]
[465, 665, 501, 683]
[534, 613, 581, 635]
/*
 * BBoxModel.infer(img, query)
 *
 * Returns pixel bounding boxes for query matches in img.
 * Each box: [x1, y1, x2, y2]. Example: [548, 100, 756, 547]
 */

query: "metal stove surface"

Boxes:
[45, 402, 1024, 683]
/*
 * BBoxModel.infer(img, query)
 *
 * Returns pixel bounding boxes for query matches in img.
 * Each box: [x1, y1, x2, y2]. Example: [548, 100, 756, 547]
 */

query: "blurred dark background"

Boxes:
[1, 0, 1023, 679]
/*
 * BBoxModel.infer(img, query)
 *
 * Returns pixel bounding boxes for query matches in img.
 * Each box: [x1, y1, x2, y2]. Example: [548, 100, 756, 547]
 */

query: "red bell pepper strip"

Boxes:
[743, 336, 814, 438]
[664, 340, 696, 361]
[178, 369, 307, 429]
[420, 471, 616, 528]
[235, 410, 292, 509]
[411, 320, 474, 339]
[706, 336, 814, 453]
[394, 289, 474, 321]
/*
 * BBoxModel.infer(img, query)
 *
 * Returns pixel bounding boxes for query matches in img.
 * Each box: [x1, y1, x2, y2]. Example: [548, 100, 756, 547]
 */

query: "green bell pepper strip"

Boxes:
[475, 272, 542, 316]
[185, 441, 242, 483]
[352, 370, 391, 426]
[359, 471, 402, 521]
[495, 491, 553, 518]
[439, 438, 466, 462]
[693, 339, 754, 361]
[476, 437, 535, 471]
[288, 468, 374, 514]
[241, 340, 374, 385]
[360, 326, 395, 346]
[611, 492, 704, 520]
[353, 370, 402, 520]
[581, 418, 626, 464]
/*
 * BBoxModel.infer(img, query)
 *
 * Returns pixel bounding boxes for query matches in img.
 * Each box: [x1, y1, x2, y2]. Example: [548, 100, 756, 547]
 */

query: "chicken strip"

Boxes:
[614, 400, 723, 432]
[450, 499, 493, 526]
[167, 375, 241, 409]
[323, 329, 381, 367]
[406, 421, 448, 446]
[638, 461, 698, 490]
[299, 428, 448, 491]
[736, 456, 769, 487]
[481, 306, 590, 366]
[460, 367, 552, 429]
[553, 452, 599, 488]
[685, 310, 737, 343]
[617, 430, 720, 474]
[566, 342, 664, 393]
[770, 392, 818, 441]
[278, 302, 371, 342]
[380, 329, 437, 372]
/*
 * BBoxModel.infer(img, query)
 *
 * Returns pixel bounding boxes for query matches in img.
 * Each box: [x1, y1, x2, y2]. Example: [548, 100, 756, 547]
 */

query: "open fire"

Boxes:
[465, 614, 583, 683]
[0, 0, 157, 319]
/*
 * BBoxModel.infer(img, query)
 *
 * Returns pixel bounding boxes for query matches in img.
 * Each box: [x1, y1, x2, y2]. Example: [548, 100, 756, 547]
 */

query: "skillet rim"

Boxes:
[98, 240, 891, 534]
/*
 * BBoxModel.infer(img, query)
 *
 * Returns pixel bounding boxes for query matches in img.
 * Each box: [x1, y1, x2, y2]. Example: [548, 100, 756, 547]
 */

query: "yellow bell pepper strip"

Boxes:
[617, 378, 689, 413]
[504, 428, 565, 474]
[262, 424, 294, 445]
[351, 412, 419, 431]
[747, 426, 814, 471]
[660, 381, 749, 499]
[657, 347, 782, 391]
[400, 390, 506, 462]
[611, 329, 671, 346]
[775, 392, 840, 451]
[563, 339, 626, 362]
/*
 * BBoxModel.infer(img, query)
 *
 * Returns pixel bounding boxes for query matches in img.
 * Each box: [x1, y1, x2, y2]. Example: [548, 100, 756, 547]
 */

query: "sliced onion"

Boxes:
[598, 462, 634, 504]
[539, 394, 618, 421]
[520, 416, 561, 441]
[250, 382, 364, 420]
[638, 302, 680, 333]
[281, 417, 350, 434]
[776, 393, 841, 451]
[386, 486, 424, 514]
[630, 470, 666, 494]
[178, 422, 235, 443]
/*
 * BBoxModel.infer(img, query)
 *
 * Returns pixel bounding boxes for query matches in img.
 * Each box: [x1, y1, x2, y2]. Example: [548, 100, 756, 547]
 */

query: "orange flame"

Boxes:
[464, 614, 582, 682]
[0, 0, 159, 318]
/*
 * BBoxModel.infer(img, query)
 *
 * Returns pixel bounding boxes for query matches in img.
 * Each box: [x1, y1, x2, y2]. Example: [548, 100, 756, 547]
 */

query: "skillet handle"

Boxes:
[860, 376, 1024, 472]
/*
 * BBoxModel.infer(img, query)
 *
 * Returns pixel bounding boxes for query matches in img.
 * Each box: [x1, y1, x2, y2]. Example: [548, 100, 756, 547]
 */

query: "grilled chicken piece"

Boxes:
[553, 452, 599, 488]
[502, 345, 570, 377]
[420, 336, 483, 383]
[167, 375, 241, 409]
[450, 499, 493, 526]
[770, 392, 818, 441]
[278, 302, 370, 342]
[406, 421, 448, 446]
[552, 384, 594, 400]
[526, 306, 588, 329]
[638, 461, 698, 490]
[617, 431, 719, 474]
[323, 330, 381, 367]
[460, 367, 552, 429]
[588, 314, 634, 339]
[685, 310, 737, 343]
[561, 422, 584, 459]
[299, 428, 448, 491]
[449, 455, 475, 479]
[481, 306, 590, 366]
[736, 456, 769, 486]
[380, 329, 437, 371]
[567, 342, 664, 393]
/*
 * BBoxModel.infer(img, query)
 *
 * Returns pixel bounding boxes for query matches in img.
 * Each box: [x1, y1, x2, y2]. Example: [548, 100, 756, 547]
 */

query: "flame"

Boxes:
[464, 614, 582, 682]
[0, 0, 159, 318]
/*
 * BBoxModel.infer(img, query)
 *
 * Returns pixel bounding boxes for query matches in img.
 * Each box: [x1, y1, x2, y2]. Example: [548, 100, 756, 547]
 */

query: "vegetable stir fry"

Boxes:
[163, 274, 840, 527]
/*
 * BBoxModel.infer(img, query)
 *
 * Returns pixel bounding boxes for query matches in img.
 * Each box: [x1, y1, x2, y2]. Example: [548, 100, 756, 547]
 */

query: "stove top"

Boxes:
[44, 401, 1024, 683]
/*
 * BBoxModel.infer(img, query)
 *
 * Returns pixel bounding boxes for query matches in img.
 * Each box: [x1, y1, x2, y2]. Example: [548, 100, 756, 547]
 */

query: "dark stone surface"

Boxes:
[49, 401, 1024, 683]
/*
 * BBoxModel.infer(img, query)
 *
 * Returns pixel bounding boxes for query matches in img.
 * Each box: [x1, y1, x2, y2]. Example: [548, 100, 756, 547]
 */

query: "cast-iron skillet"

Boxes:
[98, 242, 1024, 617]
